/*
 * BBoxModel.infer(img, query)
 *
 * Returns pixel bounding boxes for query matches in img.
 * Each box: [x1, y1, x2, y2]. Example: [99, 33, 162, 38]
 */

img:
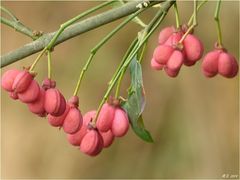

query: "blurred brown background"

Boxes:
[1, 1, 239, 179]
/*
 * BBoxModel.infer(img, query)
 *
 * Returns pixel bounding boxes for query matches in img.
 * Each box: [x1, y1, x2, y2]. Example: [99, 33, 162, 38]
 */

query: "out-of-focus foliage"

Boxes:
[1, 1, 239, 179]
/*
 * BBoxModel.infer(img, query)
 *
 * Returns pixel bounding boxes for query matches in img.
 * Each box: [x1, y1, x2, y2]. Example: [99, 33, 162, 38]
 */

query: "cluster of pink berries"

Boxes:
[68, 99, 129, 156]
[1, 69, 129, 156]
[151, 25, 238, 78]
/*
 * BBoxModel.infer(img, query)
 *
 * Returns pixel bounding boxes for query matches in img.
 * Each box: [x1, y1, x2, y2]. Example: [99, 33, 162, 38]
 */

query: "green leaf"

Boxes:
[122, 57, 153, 143]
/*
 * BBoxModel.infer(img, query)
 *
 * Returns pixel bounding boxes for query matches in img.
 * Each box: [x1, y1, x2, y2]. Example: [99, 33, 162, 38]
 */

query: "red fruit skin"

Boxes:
[166, 50, 184, 71]
[67, 110, 96, 146]
[28, 88, 46, 116]
[1, 69, 20, 92]
[9, 92, 18, 100]
[18, 80, 40, 103]
[151, 58, 164, 70]
[183, 34, 204, 62]
[183, 59, 196, 66]
[153, 45, 174, 65]
[164, 66, 180, 77]
[158, 26, 175, 45]
[63, 107, 83, 134]
[112, 108, 129, 137]
[96, 103, 115, 132]
[99, 130, 114, 148]
[164, 31, 183, 47]
[202, 50, 221, 77]
[218, 52, 239, 78]
[44, 88, 66, 116]
[80, 130, 103, 156]
[12, 70, 33, 93]
[48, 104, 70, 127]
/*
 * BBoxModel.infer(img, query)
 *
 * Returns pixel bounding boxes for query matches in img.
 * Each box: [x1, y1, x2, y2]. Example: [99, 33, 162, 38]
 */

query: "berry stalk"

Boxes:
[179, 0, 198, 44]
[73, 8, 146, 96]
[214, 0, 223, 47]
[47, 50, 52, 79]
[29, 1, 114, 72]
[173, 3, 180, 29]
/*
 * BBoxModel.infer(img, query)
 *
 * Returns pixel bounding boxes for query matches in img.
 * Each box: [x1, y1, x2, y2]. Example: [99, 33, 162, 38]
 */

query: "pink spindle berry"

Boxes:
[151, 58, 164, 70]
[18, 80, 40, 103]
[166, 50, 184, 71]
[202, 50, 220, 77]
[99, 130, 114, 148]
[80, 130, 103, 156]
[218, 52, 239, 78]
[112, 108, 129, 137]
[153, 45, 174, 65]
[96, 103, 115, 132]
[183, 34, 204, 62]
[28, 88, 46, 117]
[158, 26, 175, 45]
[1, 69, 20, 92]
[63, 107, 83, 134]
[44, 88, 66, 116]
[48, 104, 70, 127]
[67, 111, 96, 146]
[12, 70, 33, 93]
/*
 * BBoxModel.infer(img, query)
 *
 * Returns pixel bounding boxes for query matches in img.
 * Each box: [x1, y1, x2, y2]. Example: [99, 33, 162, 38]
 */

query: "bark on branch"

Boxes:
[1, 0, 169, 68]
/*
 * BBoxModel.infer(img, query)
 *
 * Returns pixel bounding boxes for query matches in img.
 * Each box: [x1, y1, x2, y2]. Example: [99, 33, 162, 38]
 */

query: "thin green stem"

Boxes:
[1, 6, 18, 21]
[93, 9, 169, 125]
[173, 3, 180, 29]
[179, 0, 198, 44]
[214, 0, 223, 47]
[47, 1, 114, 50]
[29, 1, 114, 72]
[47, 50, 52, 79]
[114, 70, 124, 98]
[187, 0, 208, 26]
[29, 47, 47, 72]
[1, 7, 38, 40]
[138, 42, 147, 63]
[108, 37, 138, 85]
[73, 9, 145, 96]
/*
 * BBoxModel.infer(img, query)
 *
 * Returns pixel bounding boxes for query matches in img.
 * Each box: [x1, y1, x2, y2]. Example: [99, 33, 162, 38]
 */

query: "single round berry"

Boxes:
[80, 130, 103, 156]
[202, 50, 221, 77]
[99, 130, 114, 148]
[28, 88, 46, 116]
[166, 50, 184, 71]
[96, 103, 115, 132]
[218, 52, 239, 78]
[18, 80, 40, 103]
[112, 108, 129, 137]
[44, 88, 66, 116]
[1, 69, 20, 92]
[63, 106, 83, 134]
[183, 34, 204, 62]
[48, 104, 70, 127]
[12, 70, 33, 93]
[153, 45, 174, 65]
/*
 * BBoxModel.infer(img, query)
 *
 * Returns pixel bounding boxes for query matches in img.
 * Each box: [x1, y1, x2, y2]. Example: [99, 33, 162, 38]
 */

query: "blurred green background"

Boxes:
[1, 1, 239, 179]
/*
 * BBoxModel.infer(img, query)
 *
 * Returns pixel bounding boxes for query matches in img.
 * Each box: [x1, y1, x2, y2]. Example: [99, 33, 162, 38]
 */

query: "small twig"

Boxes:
[1, 6, 40, 40]
[1, 0, 162, 68]
[214, 0, 223, 47]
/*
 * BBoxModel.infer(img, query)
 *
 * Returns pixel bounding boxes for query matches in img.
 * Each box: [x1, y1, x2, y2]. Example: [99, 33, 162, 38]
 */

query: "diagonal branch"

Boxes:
[1, 0, 172, 68]
[1, 6, 41, 40]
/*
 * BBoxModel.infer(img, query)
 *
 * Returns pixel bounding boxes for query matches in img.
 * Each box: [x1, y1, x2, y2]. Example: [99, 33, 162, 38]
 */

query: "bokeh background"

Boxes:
[1, 1, 239, 179]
